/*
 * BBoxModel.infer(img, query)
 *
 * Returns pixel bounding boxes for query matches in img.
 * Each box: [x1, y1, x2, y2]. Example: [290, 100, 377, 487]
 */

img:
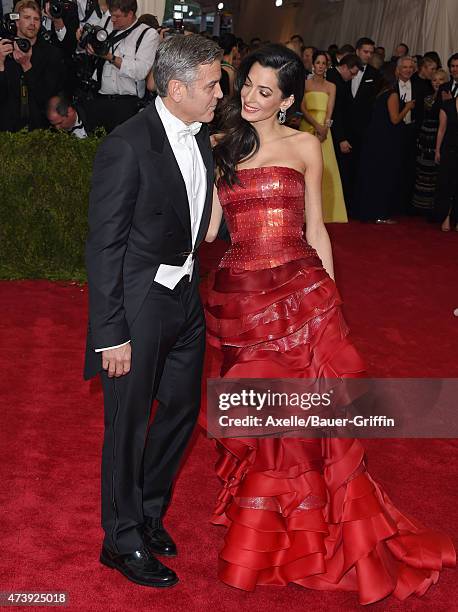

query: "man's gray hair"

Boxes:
[153, 35, 223, 97]
[397, 55, 415, 68]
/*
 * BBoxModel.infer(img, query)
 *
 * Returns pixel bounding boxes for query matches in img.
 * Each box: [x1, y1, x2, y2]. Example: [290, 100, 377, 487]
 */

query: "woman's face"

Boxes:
[240, 62, 292, 123]
[432, 73, 447, 91]
[313, 54, 327, 76]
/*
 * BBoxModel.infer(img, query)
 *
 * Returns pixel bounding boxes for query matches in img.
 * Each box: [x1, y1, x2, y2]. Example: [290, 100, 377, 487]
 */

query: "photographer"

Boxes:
[0, 0, 65, 131]
[40, 0, 79, 57]
[47, 91, 97, 136]
[85, 0, 159, 132]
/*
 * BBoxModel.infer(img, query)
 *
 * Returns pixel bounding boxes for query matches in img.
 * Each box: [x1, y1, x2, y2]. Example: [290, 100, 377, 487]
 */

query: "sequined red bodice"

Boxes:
[217, 166, 315, 270]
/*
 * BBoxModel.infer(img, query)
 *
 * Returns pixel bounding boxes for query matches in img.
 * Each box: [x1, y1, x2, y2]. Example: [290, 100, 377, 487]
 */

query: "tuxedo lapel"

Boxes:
[194, 124, 214, 247]
[144, 104, 192, 236]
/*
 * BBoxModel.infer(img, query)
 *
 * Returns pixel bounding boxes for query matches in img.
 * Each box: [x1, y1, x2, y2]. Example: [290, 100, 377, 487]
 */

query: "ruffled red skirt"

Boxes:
[204, 256, 455, 604]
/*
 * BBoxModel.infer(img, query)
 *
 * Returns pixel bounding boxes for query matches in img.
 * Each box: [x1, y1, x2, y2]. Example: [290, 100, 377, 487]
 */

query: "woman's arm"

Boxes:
[300, 85, 323, 133]
[301, 135, 335, 280]
[435, 109, 447, 163]
[325, 82, 336, 123]
[205, 184, 224, 242]
[387, 92, 415, 125]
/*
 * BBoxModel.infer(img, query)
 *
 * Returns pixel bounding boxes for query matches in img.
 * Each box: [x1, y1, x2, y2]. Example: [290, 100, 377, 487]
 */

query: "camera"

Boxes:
[79, 23, 109, 56]
[48, 0, 76, 18]
[0, 13, 31, 53]
[162, 18, 185, 39]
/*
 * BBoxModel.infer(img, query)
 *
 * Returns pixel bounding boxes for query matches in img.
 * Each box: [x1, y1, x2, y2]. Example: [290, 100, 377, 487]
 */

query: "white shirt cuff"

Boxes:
[95, 340, 130, 353]
[55, 25, 67, 41]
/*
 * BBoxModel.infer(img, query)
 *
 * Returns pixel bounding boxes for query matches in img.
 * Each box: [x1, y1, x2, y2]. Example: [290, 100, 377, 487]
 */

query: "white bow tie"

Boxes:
[177, 123, 201, 144]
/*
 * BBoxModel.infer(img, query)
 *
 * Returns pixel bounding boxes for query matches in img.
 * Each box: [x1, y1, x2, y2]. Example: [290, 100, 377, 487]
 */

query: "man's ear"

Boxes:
[167, 79, 185, 103]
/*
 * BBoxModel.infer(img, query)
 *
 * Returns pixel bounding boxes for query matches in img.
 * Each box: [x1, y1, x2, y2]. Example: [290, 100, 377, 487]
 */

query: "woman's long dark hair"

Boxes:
[214, 44, 305, 186]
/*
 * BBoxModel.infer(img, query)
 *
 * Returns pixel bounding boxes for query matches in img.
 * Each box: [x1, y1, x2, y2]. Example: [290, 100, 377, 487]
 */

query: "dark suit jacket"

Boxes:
[47, 5, 80, 57]
[349, 64, 381, 144]
[396, 78, 424, 128]
[84, 104, 214, 379]
[0, 38, 65, 132]
[326, 66, 352, 145]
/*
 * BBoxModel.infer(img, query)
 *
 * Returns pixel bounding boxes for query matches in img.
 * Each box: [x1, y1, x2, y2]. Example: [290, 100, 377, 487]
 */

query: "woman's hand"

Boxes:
[435, 149, 441, 164]
[315, 124, 328, 142]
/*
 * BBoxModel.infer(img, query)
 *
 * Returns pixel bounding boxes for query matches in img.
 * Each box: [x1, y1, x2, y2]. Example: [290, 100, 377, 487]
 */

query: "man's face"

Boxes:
[179, 60, 223, 124]
[396, 44, 407, 58]
[356, 44, 374, 66]
[47, 104, 77, 130]
[340, 64, 360, 82]
[302, 47, 313, 70]
[450, 59, 458, 82]
[16, 8, 41, 40]
[421, 61, 437, 80]
[397, 59, 415, 81]
[110, 9, 135, 31]
[375, 47, 385, 61]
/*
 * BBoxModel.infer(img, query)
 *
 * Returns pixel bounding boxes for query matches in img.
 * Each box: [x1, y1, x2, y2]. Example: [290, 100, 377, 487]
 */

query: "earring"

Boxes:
[278, 109, 286, 124]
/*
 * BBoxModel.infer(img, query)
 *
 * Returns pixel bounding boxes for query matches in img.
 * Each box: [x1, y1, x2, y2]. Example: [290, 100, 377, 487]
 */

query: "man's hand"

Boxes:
[13, 43, 33, 71]
[0, 39, 14, 68]
[102, 343, 132, 378]
[340, 140, 352, 154]
[43, 1, 64, 29]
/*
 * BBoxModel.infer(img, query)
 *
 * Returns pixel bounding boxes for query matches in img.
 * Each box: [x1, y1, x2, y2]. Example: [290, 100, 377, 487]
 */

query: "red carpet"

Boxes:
[1, 218, 457, 611]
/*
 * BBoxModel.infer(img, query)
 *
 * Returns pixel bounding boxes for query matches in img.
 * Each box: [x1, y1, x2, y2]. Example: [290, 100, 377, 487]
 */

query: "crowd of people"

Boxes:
[0, 0, 457, 230]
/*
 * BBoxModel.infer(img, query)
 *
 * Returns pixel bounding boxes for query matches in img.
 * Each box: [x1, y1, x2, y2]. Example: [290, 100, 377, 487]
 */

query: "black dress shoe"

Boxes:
[143, 518, 177, 557]
[100, 546, 178, 588]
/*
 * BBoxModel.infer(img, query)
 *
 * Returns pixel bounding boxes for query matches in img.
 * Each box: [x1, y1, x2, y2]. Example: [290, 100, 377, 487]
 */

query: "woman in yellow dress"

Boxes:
[300, 51, 348, 222]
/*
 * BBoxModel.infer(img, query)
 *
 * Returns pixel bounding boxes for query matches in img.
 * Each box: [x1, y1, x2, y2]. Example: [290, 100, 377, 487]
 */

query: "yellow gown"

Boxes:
[300, 90, 348, 223]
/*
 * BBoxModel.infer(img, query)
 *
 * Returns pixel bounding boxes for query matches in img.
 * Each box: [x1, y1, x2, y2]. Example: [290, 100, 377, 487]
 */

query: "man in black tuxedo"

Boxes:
[85, 35, 223, 587]
[440, 53, 458, 102]
[326, 53, 362, 216]
[347, 37, 380, 217]
[47, 91, 98, 136]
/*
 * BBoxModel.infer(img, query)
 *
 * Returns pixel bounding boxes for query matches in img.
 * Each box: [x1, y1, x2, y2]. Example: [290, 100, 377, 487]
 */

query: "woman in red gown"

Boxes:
[204, 45, 455, 604]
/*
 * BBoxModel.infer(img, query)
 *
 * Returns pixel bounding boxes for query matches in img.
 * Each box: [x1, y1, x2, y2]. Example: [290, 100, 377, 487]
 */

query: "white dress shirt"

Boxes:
[351, 64, 366, 97]
[451, 80, 458, 98]
[153, 95, 207, 289]
[97, 21, 159, 98]
[42, 16, 66, 42]
[67, 114, 87, 139]
[94, 96, 207, 352]
[398, 79, 412, 124]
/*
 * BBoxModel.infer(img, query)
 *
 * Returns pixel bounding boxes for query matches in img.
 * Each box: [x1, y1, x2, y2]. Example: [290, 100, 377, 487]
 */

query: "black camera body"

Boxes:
[79, 23, 109, 56]
[49, 0, 76, 19]
[0, 13, 31, 53]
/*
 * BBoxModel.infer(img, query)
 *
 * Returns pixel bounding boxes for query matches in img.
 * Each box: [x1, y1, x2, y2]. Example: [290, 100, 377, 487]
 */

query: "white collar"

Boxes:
[399, 79, 411, 87]
[155, 96, 201, 142]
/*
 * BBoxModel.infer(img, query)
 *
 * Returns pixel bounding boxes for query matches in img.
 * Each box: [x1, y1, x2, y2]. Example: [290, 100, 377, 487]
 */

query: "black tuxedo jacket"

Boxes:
[349, 64, 380, 142]
[84, 104, 214, 379]
[326, 67, 352, 145]
[396, 78, 424, 127]
[46, 5, 80, 57]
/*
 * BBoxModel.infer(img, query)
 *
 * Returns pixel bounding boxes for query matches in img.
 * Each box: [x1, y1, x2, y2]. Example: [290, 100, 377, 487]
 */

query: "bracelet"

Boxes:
[324, 119, 333, 128]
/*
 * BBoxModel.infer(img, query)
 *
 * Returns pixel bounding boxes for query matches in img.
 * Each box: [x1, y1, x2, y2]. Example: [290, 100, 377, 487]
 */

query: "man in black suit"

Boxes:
[85, 35, 223, 587]
[347, 37, 380, 217]
[0, 0, 65, 131]
[440, 53, 458, 102]
[47, 91, 97, 136]
[326, 53, 362, 216]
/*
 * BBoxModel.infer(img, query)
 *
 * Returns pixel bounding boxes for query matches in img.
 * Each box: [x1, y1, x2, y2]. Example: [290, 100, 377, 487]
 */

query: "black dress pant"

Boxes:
[100, 273, 205, 553]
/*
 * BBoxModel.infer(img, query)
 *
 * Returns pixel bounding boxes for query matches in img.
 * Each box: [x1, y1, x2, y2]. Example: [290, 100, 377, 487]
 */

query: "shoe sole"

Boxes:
[99, 555, 179, 588]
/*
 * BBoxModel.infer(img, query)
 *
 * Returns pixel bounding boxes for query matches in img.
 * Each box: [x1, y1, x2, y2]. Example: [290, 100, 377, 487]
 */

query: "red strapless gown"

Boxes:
[204, 166, 455, 604]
